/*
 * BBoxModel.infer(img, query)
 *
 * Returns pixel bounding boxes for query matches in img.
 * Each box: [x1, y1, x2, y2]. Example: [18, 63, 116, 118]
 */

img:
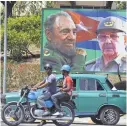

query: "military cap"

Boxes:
[96, 16, 126, 34]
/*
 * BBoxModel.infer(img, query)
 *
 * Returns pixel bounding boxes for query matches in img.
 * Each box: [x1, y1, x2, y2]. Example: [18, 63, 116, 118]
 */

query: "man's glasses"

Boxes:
[97, 32, 124, 41]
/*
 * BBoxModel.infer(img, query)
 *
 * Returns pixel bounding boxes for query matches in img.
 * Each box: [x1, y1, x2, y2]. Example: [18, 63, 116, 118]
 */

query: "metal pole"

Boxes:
[3, 1, 7, 94]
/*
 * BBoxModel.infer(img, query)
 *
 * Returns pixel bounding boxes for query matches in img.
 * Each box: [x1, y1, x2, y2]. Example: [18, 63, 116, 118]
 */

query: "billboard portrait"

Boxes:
[41, 9, 127, 74]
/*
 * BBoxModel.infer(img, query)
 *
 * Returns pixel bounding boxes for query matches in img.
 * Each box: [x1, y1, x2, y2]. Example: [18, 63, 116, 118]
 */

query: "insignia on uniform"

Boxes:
[76, 48, 87, 56]
[104, 21, 114, 27]
[44, 50, 50, 56]
[121, 55, 127, 62]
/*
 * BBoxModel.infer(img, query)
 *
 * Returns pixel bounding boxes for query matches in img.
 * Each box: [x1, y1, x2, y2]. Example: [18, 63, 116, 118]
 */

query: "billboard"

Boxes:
[41, 9, 126, 74]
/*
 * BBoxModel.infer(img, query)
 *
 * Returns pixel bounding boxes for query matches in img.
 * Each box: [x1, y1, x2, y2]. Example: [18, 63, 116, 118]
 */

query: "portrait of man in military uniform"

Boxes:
[42, 11, 87, 73]
[85, 16, 127, 73]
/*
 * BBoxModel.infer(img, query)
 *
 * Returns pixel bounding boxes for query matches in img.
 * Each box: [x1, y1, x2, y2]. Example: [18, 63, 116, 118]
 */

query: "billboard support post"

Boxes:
[3, 1, 7, 94]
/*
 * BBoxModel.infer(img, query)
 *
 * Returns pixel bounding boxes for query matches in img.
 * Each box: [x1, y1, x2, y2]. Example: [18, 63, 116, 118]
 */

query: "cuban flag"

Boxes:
[65, 10, 126, 51]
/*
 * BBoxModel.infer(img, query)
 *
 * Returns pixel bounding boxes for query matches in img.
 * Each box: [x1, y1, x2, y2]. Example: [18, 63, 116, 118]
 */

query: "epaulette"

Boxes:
[121, 54, 127, 62]
[116, 53, 127, 63]
[76, 48, 87, 56]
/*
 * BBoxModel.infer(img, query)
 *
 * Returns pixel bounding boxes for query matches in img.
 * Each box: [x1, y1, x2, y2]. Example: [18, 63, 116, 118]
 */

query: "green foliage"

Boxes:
[1, 15, 41, 61]
[115, 1, 126, 9]
[46, 1, 57, 8]
[0, 4, 4, 23]
[13, 1, 44, 16]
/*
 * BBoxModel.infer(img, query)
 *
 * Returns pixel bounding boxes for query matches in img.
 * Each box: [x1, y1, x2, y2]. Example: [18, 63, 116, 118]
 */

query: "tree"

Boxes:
[13, 1, 45, 16]
[1, 15, 41, 61]
[46, 1, 57, 8]
[1, 1, 47, 17]
[115, 1, 126, 9]
[70, 1, 76, 8]
[1, 1, 16, 17]
[105, 1, 113, 9]
[1, 1, 58, 18]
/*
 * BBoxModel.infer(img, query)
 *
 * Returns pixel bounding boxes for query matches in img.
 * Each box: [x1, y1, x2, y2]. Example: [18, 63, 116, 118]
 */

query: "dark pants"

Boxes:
[51, 92, 70, 111]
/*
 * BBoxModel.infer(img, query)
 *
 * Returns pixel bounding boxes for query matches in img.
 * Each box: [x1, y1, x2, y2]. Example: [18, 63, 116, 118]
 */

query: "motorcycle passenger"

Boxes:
[51, 65, 74, 116]
[32, 63, 57, 116]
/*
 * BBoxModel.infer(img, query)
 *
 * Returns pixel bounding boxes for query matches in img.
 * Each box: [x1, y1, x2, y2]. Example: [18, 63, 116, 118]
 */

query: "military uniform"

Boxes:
[85, 16, 127, 73]
[42, 43, 87, 73]
[85, 53, 127, 73]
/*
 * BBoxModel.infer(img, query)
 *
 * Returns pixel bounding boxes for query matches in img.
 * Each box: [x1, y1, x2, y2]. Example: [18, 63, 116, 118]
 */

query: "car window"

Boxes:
[106, 79, 116, 90]
[73, 79, 76, 91]
[96, 81, 104, 90]
[57, 78, 76, 91]
[79, 78, 104, 91]
[57, 78, 63, 87]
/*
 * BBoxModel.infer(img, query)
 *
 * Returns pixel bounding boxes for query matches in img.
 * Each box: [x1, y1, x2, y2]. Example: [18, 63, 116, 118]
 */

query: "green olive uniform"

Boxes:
[85, 54, 127, 73]
[42, 43, 87, 73]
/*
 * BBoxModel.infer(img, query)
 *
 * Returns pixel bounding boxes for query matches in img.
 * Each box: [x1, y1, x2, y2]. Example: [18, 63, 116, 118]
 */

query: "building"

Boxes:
[55, 1, 116, 9]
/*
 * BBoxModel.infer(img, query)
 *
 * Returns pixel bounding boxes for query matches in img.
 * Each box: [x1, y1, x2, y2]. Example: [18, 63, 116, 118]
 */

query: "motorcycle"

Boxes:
[2, 86, 76, 126]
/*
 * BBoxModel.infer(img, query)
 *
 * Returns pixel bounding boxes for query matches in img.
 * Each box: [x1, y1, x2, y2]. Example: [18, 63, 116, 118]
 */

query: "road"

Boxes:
[1, 116, 126, 126]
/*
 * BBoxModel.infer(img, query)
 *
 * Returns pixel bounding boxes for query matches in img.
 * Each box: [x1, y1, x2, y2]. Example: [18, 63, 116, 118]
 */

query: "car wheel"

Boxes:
[100, 106, 120, 125]
[91, 116, 102, 124]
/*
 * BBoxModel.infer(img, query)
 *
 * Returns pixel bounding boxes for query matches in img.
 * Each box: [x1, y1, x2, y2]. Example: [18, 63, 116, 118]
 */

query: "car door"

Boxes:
[77, 78, 108, 114]
[71, 78, 79, 113]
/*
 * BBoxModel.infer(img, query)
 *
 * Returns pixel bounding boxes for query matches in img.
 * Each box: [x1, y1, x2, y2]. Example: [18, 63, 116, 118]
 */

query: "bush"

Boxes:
[1, 15, 41, 61]
[1, 61, 46, 91]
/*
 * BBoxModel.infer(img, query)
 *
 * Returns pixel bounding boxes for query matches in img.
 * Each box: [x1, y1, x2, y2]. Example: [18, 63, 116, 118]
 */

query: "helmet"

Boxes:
[61, 65, 71, 72]
[44, 63, 52, 70]
[96, 16, 126, 34]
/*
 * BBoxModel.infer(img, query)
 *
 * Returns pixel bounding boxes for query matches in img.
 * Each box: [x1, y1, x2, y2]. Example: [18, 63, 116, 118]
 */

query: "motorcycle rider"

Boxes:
[32, 63, 57, 116]
[51, 65, 74, 116]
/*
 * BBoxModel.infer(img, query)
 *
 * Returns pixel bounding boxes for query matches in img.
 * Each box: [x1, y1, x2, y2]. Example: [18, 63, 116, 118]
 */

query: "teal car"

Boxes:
[1, 74, 126, 125]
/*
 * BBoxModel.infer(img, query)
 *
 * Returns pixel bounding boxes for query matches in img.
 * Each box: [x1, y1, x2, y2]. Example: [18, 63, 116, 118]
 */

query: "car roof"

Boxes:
[56, 74, 107, 80]
[5, 91, 19, 96]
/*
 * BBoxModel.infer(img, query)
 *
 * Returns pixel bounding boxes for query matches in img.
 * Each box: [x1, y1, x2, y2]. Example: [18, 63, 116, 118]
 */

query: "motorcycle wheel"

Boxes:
[1, 102, 24, 126]
[53, 102, 75, 126]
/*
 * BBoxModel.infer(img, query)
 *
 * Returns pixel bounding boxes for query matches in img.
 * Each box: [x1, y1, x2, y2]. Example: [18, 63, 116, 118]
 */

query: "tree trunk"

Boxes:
[70, 1, 76, 8]
[1, 1, 16, 17]
[106, 1, 113, 9]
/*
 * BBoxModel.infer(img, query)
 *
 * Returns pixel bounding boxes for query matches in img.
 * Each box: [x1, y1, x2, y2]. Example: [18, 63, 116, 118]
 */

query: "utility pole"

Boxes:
[3, 1, 7, 94]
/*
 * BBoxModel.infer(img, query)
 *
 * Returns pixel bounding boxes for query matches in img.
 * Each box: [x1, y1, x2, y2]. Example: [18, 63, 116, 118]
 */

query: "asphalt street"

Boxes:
[1, 115, 126, 126]
[0, 103, 126, 126]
